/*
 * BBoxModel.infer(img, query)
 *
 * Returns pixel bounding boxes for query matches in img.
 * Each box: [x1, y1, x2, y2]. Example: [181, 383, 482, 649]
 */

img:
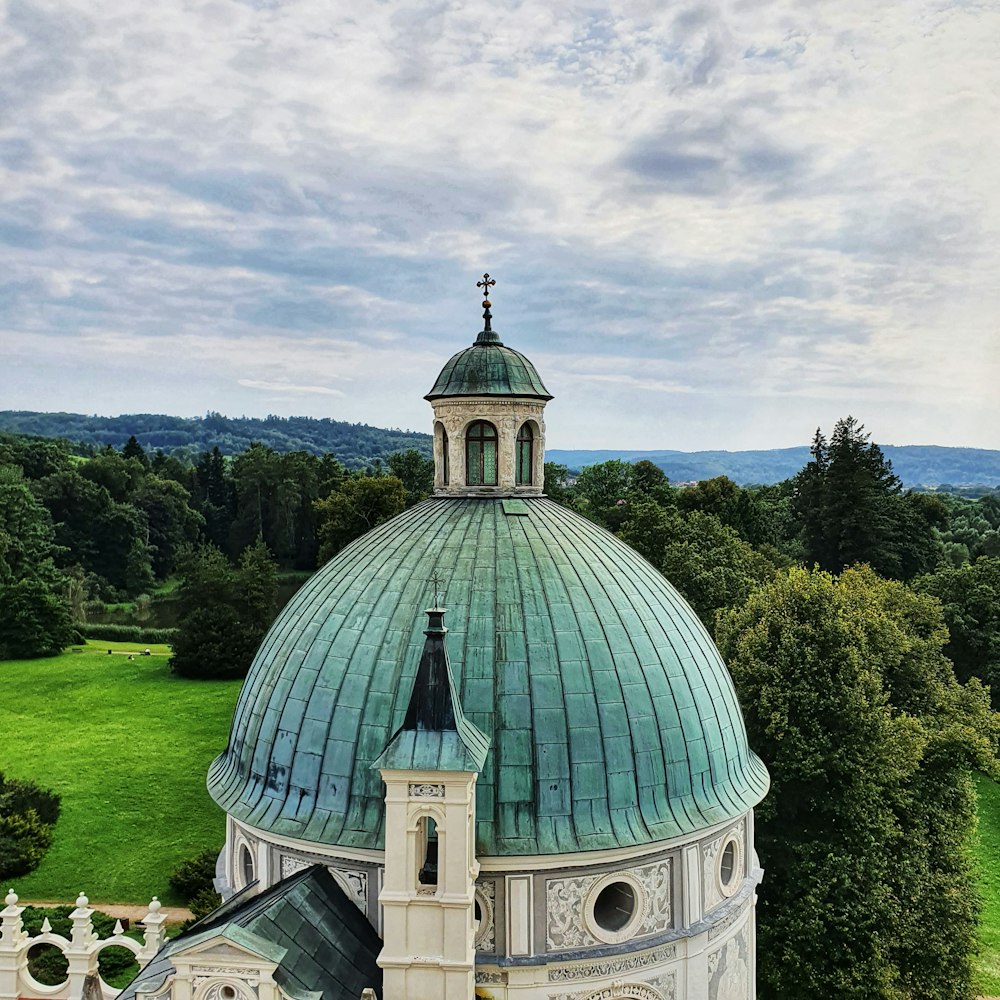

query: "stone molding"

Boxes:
[547, 944, 678, 982]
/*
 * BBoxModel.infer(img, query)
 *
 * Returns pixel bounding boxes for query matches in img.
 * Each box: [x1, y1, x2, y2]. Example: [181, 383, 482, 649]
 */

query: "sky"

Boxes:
[2, 0, 999, 452]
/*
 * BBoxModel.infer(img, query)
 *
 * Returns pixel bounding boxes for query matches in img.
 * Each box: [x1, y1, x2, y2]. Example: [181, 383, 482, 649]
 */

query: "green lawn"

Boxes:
[1, 641, 241, 906]
[975, 773, 1000, 995]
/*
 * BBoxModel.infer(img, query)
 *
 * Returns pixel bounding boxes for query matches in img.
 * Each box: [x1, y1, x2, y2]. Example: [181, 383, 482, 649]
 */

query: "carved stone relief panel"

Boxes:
[708, 924, 749, 1000]
[547, 872, 600, 950]
[409, 783, 445, 797]
[475, 880, 496, 953]
[192, 975, 258, 1000]
[279, 855, 309, 879]
[648, 970, 678, 1000]
[634, 859, 672, 936]
[546, 859, 672, 951]
[548, 981, 669, 1000]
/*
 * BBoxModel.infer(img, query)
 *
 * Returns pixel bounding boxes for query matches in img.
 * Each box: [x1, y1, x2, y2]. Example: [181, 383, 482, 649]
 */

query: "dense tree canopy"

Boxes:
[914, 557, 1000, 706]
[717, 567, 999, 1000]
[618, 501, 777, 635]
[315, 475, 406, 563]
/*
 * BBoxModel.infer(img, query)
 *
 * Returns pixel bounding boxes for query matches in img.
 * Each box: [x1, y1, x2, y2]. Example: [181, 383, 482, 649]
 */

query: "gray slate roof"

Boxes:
[119, 866, 381, 1000]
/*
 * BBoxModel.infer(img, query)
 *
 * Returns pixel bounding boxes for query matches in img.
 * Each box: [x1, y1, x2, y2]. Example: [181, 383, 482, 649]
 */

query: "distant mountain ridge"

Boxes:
[546, 446, 1000, 488]
[2, 411, 998, 486]
[0, 410, 431, 470]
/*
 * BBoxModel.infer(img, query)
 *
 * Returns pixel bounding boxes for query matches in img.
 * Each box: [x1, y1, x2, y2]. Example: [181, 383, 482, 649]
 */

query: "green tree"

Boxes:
[792, 417, 942, 579]
[914, 557, 1000, 705]
[716, 567, 997, 1000]
[193, 447, 234, 551]
[0, 578, 76, 658]
[618, 502, 776, 635]
[170, 541, 278, 680]
[131, 477, 205, 578]
[79, 450, 146, 502]
[121, 435, 150, 470]
[543, 462, 572, 504]
[386, 449, 434, 507]
[677, 476, 775, 546]
[0, 466, 61, 585]
[315, 475, 406, 562]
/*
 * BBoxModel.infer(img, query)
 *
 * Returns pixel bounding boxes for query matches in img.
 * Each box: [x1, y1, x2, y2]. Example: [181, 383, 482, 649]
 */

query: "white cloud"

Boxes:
[237, 379, 345, 396]
[1, 0, 999, 449]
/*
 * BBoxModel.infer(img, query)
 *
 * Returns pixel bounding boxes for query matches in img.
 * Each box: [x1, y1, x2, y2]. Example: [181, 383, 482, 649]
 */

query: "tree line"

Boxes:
[5, 416, 1000, 997]
[0, 410, 431, 469]
[0, 431, 433, 661]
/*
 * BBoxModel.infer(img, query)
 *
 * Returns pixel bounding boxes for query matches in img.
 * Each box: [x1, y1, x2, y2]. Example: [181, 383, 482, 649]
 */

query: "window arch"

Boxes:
[516, 422, 534, 485]
[436, 423, 449, 485]
[466, 421, 498, 486]
[240, 844, 255, 886]
[417, 815, 439, 887]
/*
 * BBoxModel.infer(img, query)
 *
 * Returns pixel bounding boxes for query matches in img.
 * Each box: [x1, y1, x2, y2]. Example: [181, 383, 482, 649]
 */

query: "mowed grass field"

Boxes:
[975, 773, 1000, 995]
[1, 641, 241, 905]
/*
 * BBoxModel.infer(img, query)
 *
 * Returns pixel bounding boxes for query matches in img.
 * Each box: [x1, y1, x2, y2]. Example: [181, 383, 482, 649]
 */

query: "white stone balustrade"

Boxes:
[0, 890, 168, 1000]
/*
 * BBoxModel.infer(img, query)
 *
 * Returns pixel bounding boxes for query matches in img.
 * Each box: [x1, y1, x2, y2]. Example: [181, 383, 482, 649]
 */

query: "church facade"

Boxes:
[118, 281, 769, 1000]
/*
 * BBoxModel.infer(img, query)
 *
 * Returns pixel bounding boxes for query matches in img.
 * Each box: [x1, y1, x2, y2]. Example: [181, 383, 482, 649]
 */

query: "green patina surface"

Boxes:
[120, 866, 381, 1000]
[424, 330, 552, 400]
[208, 497, 769, 855]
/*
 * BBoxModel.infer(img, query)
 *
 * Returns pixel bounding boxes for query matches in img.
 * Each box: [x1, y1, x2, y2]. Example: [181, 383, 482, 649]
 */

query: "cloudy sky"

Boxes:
[2, 0, 998, 451]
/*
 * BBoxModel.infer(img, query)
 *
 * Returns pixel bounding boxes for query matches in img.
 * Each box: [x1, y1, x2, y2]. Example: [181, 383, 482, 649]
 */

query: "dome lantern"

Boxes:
[426, 274, 551, 496]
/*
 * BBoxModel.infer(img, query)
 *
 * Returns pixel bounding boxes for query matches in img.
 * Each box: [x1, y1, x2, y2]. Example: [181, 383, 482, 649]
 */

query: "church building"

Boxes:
[120, 279, 770, 1000]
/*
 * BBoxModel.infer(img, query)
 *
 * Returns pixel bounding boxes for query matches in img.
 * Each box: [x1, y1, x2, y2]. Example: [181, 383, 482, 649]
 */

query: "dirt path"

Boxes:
[21, 900, 193, 921]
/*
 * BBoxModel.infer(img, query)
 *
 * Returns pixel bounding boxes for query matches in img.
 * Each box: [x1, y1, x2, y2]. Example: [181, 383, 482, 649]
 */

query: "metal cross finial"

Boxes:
[477, 273, 496, 298]
[430, 571, 445, 608]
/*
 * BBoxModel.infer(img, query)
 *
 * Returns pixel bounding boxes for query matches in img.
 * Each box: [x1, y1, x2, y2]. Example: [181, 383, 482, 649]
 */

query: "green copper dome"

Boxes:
[208, 497, 768, 856]
[425, 329, 552, 401]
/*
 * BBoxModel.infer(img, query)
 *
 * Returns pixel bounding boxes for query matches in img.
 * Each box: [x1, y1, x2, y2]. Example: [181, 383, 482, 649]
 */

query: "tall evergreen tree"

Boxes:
[792, 417, 941, 578]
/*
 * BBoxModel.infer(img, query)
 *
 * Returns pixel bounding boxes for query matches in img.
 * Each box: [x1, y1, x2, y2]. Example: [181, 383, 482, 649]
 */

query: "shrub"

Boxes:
[0, 773, 61, 880]
[169, 848, 219, 901]
[0, 810, 54, 879]
[0, 772, 61, 825]
[188, 887, 223, 922]
[80, 624, 178, 643]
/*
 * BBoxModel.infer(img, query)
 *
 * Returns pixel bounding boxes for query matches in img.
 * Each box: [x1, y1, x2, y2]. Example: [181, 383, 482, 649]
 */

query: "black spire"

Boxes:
[401, 607, 458, 732]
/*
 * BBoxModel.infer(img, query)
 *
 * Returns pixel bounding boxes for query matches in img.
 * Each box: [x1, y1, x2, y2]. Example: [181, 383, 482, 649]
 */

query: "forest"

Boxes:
[5, 409, 1000, 488]
[4, 416, 1000, 999]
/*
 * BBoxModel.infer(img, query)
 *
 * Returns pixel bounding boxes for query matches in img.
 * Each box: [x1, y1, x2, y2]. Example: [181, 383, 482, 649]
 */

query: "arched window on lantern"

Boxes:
[516, 423, 534, 485]
[466, 421, 498, 486]
[436, 423, 449, 485]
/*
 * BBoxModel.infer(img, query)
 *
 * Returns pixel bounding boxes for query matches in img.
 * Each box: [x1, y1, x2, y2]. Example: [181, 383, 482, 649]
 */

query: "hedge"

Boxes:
[79, 624, 178, 643]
